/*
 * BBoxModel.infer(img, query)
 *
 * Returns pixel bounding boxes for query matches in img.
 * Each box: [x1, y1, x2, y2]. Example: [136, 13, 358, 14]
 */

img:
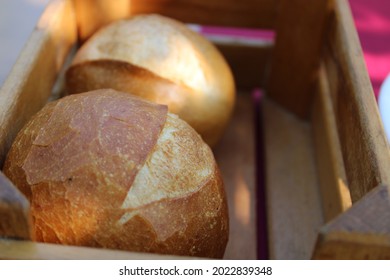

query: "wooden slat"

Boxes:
[0, 172, 32, 240]
[71, 0, 131, 42]
[325, 0, 390, 202]
[217, 44, 272, 89]
[72, 0, 278, 41]
[262, 97, 324, 259]
[313, 185, 390, 259]
[0, 238, 196, 260]
[214, 92, 257, 260]
[323, 43, 339, 111]
[266, 0, 332, 118]
[0, 0, 77, 167]
[311, 66, 351, 221]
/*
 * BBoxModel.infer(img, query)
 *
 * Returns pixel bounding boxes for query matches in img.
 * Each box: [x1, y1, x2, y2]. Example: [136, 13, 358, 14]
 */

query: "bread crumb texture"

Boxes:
[3, 89, 228, 258]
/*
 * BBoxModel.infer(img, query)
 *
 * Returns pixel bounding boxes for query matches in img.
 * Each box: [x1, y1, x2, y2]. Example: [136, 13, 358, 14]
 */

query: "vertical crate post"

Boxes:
[267, 0, 332, 118]
[322, 0, 390, 202]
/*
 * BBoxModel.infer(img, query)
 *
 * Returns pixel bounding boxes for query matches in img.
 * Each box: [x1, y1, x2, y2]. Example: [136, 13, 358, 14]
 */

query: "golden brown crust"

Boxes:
[4, 89, 229, 258]
[4, 89, 168, 243]
[3, 102, 57, 201]
[118, 164, 228, 258]
[66, 59, 193, 116]
[65, 14, 236, 147]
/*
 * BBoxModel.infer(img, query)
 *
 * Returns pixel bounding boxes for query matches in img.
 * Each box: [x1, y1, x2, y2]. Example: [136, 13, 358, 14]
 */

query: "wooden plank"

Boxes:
[217, 44, 272, 89]
[313, 185, 390, 259]
[72, 0, 277, 41]
[73, 0, 275, 89]
[325, 0, 390, 202]
[311, 66, 351, 222]
[0, 172, 32, 240]
[214, 92, 257, 260]
[323, 44, 339, 111]
[0, 238, 196, 260]
[0, 0, 77, 167]
[71, 0, 131, 42]
[266, 0, 332, 118]
[262, 97, 324, 259]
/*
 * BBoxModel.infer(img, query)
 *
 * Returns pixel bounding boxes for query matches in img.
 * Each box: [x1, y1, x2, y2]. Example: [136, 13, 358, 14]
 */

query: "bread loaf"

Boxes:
[3, 89, 229, 258]
[65, 14, 236, 147]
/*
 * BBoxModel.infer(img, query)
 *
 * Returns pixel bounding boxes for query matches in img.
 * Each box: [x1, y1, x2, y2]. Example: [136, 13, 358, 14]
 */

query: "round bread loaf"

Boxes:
[3, 89, 229, 258]
[65, 14, 236, 147]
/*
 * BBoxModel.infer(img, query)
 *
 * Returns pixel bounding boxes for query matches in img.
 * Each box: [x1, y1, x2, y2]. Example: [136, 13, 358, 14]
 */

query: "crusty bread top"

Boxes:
[5, 89, 168, 204]
[72, 14, 234, 102]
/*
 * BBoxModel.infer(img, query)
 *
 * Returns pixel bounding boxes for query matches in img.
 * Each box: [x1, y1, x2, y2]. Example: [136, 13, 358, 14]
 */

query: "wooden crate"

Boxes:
[0, 0, 389, 260]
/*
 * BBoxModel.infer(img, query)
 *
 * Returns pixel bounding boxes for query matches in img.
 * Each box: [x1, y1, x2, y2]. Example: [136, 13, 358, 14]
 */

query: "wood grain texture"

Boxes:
[266, 0, 332, 118]
[0, 172, 32, 240]
[324, 0, 390, 202]
[262, 97, 324, 259]
[0, 0, 77, 168]
[313, 185, 390, 259]
[72, 0, 277, 41]
[214, 92, 257, 260]
[0, 238, 196, 260]
[217, 43, 272, 89]
[311, 66, 351, 222]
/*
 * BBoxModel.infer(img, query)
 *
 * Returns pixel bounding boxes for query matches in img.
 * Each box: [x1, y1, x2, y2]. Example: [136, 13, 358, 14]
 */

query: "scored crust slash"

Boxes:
[3, 89, 229, 258]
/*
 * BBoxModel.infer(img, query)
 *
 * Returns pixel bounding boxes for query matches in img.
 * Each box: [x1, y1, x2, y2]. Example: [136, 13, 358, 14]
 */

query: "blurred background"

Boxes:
[0, 0, 389, 140]
[0, 0, 50, 85]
